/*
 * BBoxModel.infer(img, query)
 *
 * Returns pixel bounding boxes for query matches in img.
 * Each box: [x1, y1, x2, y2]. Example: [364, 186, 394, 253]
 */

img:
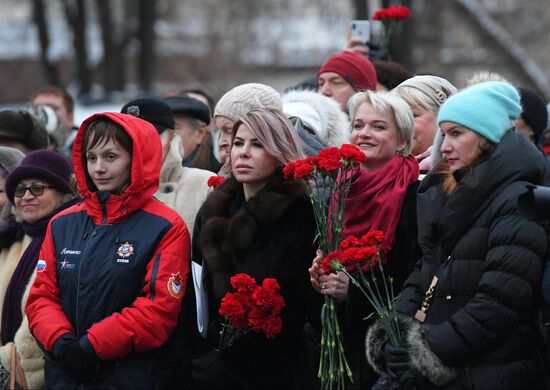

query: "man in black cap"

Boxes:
[121, 97, 177, 161]
[164, 95, 220, 172]
[121, 97, 176, 134]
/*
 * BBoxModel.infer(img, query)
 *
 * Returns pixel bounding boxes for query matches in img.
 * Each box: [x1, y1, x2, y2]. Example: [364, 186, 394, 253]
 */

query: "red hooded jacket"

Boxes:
[25, 113, 190, 364]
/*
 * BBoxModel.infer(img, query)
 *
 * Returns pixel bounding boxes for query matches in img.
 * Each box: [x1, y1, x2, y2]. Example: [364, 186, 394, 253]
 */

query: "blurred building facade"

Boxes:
[0, 0, 548, 106]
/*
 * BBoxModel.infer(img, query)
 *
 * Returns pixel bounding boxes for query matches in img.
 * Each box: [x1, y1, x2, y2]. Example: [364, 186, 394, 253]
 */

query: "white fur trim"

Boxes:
[282, 90, 350, 147]
[407, 320, 458, 386]
[365, 316, 416, 375]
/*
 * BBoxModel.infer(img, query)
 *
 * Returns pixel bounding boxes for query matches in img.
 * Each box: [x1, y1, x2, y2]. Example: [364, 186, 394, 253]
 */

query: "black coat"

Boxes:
[342, 181, 422, 389]
[393, 131, 548, 389]
[189, 173, 318, 389]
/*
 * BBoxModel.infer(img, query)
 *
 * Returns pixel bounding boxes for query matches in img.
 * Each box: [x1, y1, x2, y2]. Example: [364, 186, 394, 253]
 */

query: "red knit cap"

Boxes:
[318, 51, 377, 91]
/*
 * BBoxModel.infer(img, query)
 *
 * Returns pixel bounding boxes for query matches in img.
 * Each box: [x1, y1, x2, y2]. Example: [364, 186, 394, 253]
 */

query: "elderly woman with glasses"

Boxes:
[0, 150, 77, 389]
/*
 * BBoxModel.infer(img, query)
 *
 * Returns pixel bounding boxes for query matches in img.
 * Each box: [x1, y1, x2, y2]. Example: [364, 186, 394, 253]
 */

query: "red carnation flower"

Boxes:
[321, 250, 343, 275]
[253, 284, 285, 313]
[230, 273, 257, 294]
[339, 235, 362, 250]
[219, 293, 249, 328]
[373, 5, 411, 21]
[207, 175, 225, 188]
[293, 158, 317, 180]
[283, 162, 296, 180]
[261, 278, 281, 293]
[219, 273, 285, 345]
[262, 315, 283, 339]
[360, 230, 385, 246]
[317, 147, 343, 172]
[339, 144, 366, 165]
[339, 247, 365, 272]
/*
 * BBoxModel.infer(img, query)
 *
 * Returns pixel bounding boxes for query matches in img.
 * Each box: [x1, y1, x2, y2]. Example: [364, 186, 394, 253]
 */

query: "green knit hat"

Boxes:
[437, 81, 521, 143]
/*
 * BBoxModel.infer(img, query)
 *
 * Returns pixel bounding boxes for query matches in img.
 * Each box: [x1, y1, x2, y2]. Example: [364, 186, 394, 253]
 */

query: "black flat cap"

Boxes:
[121, 97, 175, 134]
[164, 96, 211, 125]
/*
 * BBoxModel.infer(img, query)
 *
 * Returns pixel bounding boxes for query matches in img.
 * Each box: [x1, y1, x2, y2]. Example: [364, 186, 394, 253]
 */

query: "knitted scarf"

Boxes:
[1, 197, 78, 344]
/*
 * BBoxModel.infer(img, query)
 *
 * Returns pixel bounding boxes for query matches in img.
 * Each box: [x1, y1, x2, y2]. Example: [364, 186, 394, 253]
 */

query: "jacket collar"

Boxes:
[198, 173, 306, 299]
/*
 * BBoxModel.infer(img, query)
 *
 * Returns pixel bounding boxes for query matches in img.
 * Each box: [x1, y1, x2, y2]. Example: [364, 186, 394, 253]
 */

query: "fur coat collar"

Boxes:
[198, 173, 307, 300]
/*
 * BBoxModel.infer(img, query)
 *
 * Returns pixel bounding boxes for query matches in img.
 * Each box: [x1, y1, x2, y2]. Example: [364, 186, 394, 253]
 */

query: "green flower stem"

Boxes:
[318, 296, 353, 390]
[379, 264, 403, 346]
[353, 265, 403, 347]
[357, 267, 385, 314]
[305, 162, 362, 389]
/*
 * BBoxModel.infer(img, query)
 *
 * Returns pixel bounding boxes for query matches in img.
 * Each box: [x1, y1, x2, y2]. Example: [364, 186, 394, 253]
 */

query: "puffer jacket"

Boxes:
[367, 131, 549, 389]
[25, 112, 191, 389]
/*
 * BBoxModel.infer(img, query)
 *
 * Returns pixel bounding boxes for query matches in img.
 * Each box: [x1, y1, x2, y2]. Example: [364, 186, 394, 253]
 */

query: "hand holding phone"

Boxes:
[350, 20, 370, 43]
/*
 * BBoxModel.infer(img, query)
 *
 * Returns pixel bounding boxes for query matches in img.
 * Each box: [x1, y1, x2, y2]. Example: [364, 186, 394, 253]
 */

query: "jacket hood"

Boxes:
[72, 112, 162, 224]
[282, 89, 350, 147]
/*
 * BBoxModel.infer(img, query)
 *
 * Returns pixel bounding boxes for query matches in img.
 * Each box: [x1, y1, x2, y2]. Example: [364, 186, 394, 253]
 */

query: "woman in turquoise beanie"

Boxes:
[366, 81, 548, 389]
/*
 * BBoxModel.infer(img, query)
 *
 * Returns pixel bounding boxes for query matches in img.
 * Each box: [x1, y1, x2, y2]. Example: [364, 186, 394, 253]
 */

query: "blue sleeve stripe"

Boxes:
[149, 253, 161, 301]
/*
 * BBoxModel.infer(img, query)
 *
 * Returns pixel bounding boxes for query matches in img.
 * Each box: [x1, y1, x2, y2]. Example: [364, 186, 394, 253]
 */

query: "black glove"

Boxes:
[384, 344, 431, 390]
[59, 341, 99, 383]
[397, 366, 431, 390]
[384, 344, 410, 377]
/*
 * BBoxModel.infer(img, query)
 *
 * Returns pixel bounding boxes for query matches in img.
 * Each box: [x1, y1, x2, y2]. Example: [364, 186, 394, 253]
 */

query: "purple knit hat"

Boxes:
[5, 150, 74, 204]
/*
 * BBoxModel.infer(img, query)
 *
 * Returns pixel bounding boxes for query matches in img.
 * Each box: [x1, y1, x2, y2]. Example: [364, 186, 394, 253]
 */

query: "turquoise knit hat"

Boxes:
[437, 81, 521, 143]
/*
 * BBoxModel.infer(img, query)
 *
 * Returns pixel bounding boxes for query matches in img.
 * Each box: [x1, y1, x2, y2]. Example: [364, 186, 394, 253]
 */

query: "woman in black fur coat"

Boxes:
[366, 81, 549, 389]
[188, 108, 318, 389]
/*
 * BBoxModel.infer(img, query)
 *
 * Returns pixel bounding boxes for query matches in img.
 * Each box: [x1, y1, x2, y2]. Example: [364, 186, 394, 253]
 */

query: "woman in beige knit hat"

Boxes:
[213, 83, 282, 166]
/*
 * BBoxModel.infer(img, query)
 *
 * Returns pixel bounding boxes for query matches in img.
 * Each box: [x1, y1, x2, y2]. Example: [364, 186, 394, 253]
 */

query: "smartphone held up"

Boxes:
[350, 19, 384, 46]
[350, 20, 370, 43]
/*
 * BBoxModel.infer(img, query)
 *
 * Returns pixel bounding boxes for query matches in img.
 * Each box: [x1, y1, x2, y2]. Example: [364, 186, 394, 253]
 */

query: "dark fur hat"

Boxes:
[0, 110, 49, 150]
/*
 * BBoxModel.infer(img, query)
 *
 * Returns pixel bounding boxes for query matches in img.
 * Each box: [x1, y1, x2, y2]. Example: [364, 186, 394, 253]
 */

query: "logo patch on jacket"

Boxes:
[117, 242, 134, 258]
[116, 242, 135, 264]
[167, 272, 184, 299]
[60, 258, 78, 271]
[36, 259, 47, 272]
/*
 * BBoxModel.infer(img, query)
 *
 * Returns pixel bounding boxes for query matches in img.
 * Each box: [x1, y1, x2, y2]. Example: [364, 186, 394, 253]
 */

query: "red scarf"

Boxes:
[342, 155, 419, 255]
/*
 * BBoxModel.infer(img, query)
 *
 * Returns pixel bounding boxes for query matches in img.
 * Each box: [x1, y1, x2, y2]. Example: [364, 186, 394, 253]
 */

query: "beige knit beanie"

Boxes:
[214, 83, 282, 121]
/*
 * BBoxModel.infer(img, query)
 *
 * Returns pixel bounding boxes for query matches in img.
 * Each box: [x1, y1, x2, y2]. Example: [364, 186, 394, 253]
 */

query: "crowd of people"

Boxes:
[0, 38, 549, 390]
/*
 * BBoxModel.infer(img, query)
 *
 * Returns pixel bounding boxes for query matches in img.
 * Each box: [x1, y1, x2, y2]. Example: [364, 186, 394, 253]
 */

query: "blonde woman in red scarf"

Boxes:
[309, 90, 421, 389]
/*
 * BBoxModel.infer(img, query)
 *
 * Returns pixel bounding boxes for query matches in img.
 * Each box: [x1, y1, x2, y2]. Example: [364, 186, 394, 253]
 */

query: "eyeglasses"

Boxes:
[14, 184, 56, 198]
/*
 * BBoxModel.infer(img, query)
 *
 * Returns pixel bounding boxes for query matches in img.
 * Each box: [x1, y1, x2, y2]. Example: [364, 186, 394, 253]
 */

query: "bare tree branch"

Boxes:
[456, 0, 550, 99]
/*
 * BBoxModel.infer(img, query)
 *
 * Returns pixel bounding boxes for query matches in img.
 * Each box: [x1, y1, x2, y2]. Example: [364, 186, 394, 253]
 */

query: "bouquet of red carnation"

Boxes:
[218, 273, 285, 349]
[322, 231, 403, 348]
[284, 144, 365, 390]
[207, 175, 225, 188]
[372, 5, 412, 51]
[283, 144, 365, 253]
